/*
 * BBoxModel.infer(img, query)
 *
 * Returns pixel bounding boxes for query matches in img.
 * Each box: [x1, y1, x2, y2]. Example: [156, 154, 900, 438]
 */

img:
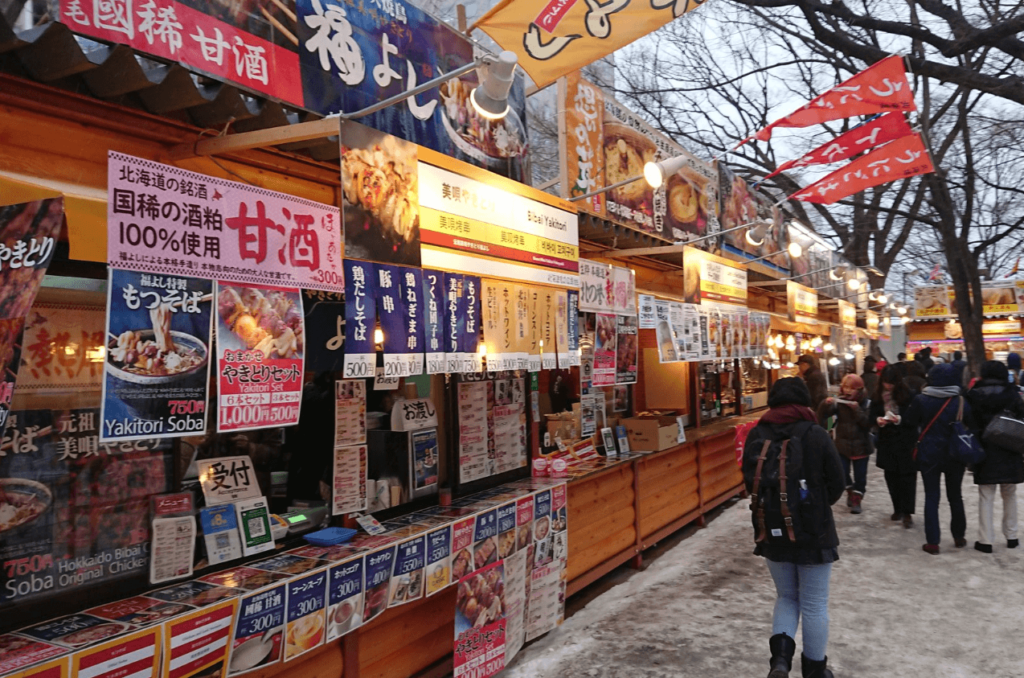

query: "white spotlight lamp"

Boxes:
[470, 51, 518, 121]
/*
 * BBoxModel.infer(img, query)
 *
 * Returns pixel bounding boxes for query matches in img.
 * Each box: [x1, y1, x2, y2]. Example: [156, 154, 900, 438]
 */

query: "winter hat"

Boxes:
[1008, 353, 1022, 371]
[926, 363, 959, 388]
[981, 360, 1009, 382]
[796, 354, 817, 369]
[768, 377, 811, 408]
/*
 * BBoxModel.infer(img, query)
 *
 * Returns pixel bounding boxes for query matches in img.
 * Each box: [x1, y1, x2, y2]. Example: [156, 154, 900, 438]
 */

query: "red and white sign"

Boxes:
[753, 55, 916, 142]
[62, 1, 303, 104]
[766, 112, 913, 179]
[162, 600, 238, 678]
[72, 626, 161, 678]
[792, 134, 934, 205]
[108, 153, 343, 292]
[0, 635, 67, 675]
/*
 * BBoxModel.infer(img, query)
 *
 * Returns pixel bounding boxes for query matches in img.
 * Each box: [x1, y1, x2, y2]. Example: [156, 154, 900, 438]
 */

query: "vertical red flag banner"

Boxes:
[790, 134, 934, 205]
[764, 112, 914, 179]
[752, 56, 916, 143]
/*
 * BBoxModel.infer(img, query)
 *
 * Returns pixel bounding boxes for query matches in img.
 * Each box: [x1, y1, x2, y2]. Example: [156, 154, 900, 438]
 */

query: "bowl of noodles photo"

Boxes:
[107, 327, 209, 386]
[0, 478, 52, 535]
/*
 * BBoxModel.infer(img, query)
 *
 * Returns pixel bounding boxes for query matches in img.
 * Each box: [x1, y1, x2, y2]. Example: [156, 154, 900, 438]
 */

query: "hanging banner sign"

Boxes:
[682, 246, 748, 306]
[101, 269, 213, 442]
[540, 288, 557, 370]
[483, 280, 503, 373]
[864, 309, 880, 339]
[445, 273, 466, 374]
[562, 71, 606, 215]
[515, 285, 532, 370]
[555, 290, 569, 368]
[226, 584, 286, 677]
[787, 281, 819, 322]
[400, 268, 425, 376]
[108, 153, 342, 291]
[463, 276, 483, 373]
[502, 283, 519, 371]
[637, 294, 656, 329]
[376, 264, 409, 379]
[423, 270, 447, 374]
[302, 290, 345, 373]
[528, 288, 543, 373]
[593, 313, 617, 386]
[343, 259, 377, 380]
[215, 282, 304, 432]
[326, 557, 365, 642]
[566, 290, 581, 367]
[578, 259, 610, 313]
[838, 299, 857, 329]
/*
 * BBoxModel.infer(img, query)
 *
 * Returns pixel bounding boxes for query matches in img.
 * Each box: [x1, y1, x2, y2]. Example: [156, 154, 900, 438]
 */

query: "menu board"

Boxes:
[0, 408, 173, 607]
[458, 375, 528, 485]
[87, 597, 196, 627]
[388, 537, 426, 609]
[226, 584, 285, 676]
[682, 246, 747, 307]
[150, 515, 197, 584]
[592, 313, 617, 386]
[0, 634, 67, 675]
[362, 547, 396, 625]
[457, 380, 490, 484]
[424, 527, 453, 597]
[161, 599, 238, 678]
[283, 569, 328, 662]
[70, 626, 161, 678]
[616, 315, 638, 384]
[332, 444, 368, 516]
[334, 380, 366, 445]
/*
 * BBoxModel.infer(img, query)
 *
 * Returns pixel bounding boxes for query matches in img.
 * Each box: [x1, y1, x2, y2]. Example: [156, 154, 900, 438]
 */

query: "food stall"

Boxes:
[908, 281, 1024, 361]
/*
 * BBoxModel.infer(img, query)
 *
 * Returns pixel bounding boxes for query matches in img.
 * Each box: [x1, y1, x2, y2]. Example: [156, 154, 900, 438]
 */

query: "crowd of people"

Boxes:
[745, 349, 1024, 678]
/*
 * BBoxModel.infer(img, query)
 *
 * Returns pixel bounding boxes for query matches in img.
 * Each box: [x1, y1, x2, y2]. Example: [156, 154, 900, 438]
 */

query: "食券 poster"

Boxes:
[215, 282, 304, 432]
[101, 269, 213, 442]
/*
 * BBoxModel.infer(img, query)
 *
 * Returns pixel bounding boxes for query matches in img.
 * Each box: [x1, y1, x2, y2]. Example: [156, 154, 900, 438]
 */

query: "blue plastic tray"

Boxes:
[304, 527, 358, 546]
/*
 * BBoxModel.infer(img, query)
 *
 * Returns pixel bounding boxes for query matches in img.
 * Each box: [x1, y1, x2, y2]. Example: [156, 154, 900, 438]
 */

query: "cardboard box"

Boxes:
[624, 415, 682, 452]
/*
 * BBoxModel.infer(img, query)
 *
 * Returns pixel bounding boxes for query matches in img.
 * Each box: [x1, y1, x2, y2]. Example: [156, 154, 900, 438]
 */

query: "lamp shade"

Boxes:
[470, 51, 518, 120]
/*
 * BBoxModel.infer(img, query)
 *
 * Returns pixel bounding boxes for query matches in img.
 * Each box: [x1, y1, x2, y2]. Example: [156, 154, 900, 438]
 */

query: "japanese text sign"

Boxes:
[343, 259, 377, 379]
[682, 246, 747, 307]
[161, 598, 238, 678]
[108, 153, 342, 292]
[284, 569, 328, 662]
[787, 281, 818, 322]
[198, 455, 260, 506]
[227, 584, 286, 676]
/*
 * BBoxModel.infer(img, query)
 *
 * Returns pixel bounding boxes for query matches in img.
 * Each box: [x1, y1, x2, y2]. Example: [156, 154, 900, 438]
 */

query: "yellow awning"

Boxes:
[0, 173, 107, 263]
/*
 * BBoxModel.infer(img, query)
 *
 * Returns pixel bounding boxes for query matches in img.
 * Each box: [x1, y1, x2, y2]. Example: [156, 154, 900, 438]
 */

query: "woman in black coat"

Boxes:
[966, 360, 1024, 553]
[871, 363, 919, 528]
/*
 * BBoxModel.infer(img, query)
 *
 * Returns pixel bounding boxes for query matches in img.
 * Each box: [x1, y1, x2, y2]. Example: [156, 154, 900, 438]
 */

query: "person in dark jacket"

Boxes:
[904, 363, 970, 554]
[797, 354, 828, 411]
[950, 351, 967, 388]
[1008, 352, 1022, 387]
[861, 356, 879, 398]
[871, 364, 919, 528]
[915, 347, 935, 374]
[904, 361, 927, 395]
[745, 378, 845, 678]
[967, 361, 1024, 553]
[817, 374, 873, 514]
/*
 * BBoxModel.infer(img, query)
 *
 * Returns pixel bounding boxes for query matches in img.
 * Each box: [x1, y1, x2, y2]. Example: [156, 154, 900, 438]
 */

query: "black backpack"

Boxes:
[743, 422, 824, 546]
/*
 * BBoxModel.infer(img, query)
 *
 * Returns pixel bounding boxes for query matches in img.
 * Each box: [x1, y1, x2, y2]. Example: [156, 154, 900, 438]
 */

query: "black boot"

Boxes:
[802, 653, 835, 678]
[769, 634, 796, 678]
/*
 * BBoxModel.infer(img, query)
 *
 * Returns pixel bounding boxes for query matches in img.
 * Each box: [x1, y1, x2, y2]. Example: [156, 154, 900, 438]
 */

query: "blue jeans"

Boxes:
[842, 456, 869, 494]
[765, 560, 832, 661]
[921, 460, 966, 546]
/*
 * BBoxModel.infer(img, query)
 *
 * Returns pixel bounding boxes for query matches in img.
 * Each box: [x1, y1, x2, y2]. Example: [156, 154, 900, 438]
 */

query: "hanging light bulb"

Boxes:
[878, 294, 888, 305]
[785, 362, 795, 369]
[829, 357, 841, 366]
[374, 327, 384, 345]
[787, 242, 803, 258]
[823, 342, 835, 352]
[851, 343, 864, 352]
[848, 278, 862, 291]
[844, 352, 855, 360]
[772, 362, 782, 369]
[800, 340, 810, 351]
[478, 343, 487, 357]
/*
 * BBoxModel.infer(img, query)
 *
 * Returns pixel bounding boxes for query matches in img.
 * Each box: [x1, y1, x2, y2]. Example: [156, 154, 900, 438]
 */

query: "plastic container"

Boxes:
[304, 527, 358, 546]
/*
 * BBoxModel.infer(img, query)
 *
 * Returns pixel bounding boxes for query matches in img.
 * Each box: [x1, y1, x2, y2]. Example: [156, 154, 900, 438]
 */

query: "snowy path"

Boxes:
[506, 463, 1024, 677]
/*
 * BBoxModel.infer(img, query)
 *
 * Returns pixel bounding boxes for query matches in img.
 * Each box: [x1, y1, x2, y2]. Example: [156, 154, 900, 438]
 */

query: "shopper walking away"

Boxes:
[904, 364, 970, 554]
[897, 352, 907, 362]
[817, 374, 874, 514]
[1008, 352, 1022, 387]
[951, 351, 967, 388]
[966, 361, 1024, 553]
[904, 361, 927, 394]
[915, 348, 935, 374]
[871, 364, 919, 528]
[797, 354, 828, 411]
[743, 378, 845, 678]
[861, 356, 879, 398]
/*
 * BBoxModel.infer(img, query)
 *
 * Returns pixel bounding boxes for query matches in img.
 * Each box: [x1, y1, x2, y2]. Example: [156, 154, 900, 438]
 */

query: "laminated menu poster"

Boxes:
[496, 502, 518, 561]
[411, 429, 440, 493]
[87, 596, 196, 627]
[681, 304, 702, 361]
[457, 380, 490, 483]
[283, 569, 328, 662]
[654, 300, 678, 363]
[148, 581, 239, 609]
[249, 554, 327, 578]
[70, 626, 161, 678]
[325, 558, 364, 642]
[388, 536, 426, 608]
[362, 547, 396, 625]
[16, 614, 135, 651]
[668, 302, 687, 362]
[332, 444, 368, 516]
[492, 377, 527, 475]
[449, 517, 476, 585]
[592, 313, 617, 386]
[453, 559, 506, 678]
[215, 282, 304, 433]
[0, 409, 173, 607]
[0, 198, 65, 435]
[226, 584, 286, 676]
[472, 510, 499, 575]
[200, 505, 243, 566]
[615, 315, 638, 384]
[334, 380, 367, 446]
[161, 598, 238, 678]
[149, 514, 197, 584]
[526, 485, 568, 641]
[424, 526, 452, 597]
[502, 549, 529, 665]
[0, 634, 67, 675]
[21, 656, 69, 678]
[101, 269, 214, 442]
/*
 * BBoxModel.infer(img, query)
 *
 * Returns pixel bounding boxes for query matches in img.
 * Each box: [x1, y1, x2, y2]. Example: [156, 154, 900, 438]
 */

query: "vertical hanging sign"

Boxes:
[399, 267, 425, 377]
[541, 288, 557, 370]
[528, 288, 543, 372]
[463, 276, 482, 373]
[444, 273, 465, 374]
[514, 285, 531, 370]
[343, 260, 377, 380]
[376, 265, 408, 379]
[483, 280, 503, 373]
[423, 270, 447, 375]
[566, 290, 581, 367]
[555, 290, 569, 368]
[500, 283, 516, 372]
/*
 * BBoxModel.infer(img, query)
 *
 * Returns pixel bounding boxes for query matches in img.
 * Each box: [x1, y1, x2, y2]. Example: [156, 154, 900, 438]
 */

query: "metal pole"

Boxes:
[342, 59, 483, 120]
[569, 174, 646, 202]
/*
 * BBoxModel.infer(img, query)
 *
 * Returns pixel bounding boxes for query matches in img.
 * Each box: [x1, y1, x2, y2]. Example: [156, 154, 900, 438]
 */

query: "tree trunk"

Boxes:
[926, 174, 986, 376]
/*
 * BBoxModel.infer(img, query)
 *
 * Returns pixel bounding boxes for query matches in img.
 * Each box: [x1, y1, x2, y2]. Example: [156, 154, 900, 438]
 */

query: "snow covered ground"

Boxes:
[505, 463, 1024, 677]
